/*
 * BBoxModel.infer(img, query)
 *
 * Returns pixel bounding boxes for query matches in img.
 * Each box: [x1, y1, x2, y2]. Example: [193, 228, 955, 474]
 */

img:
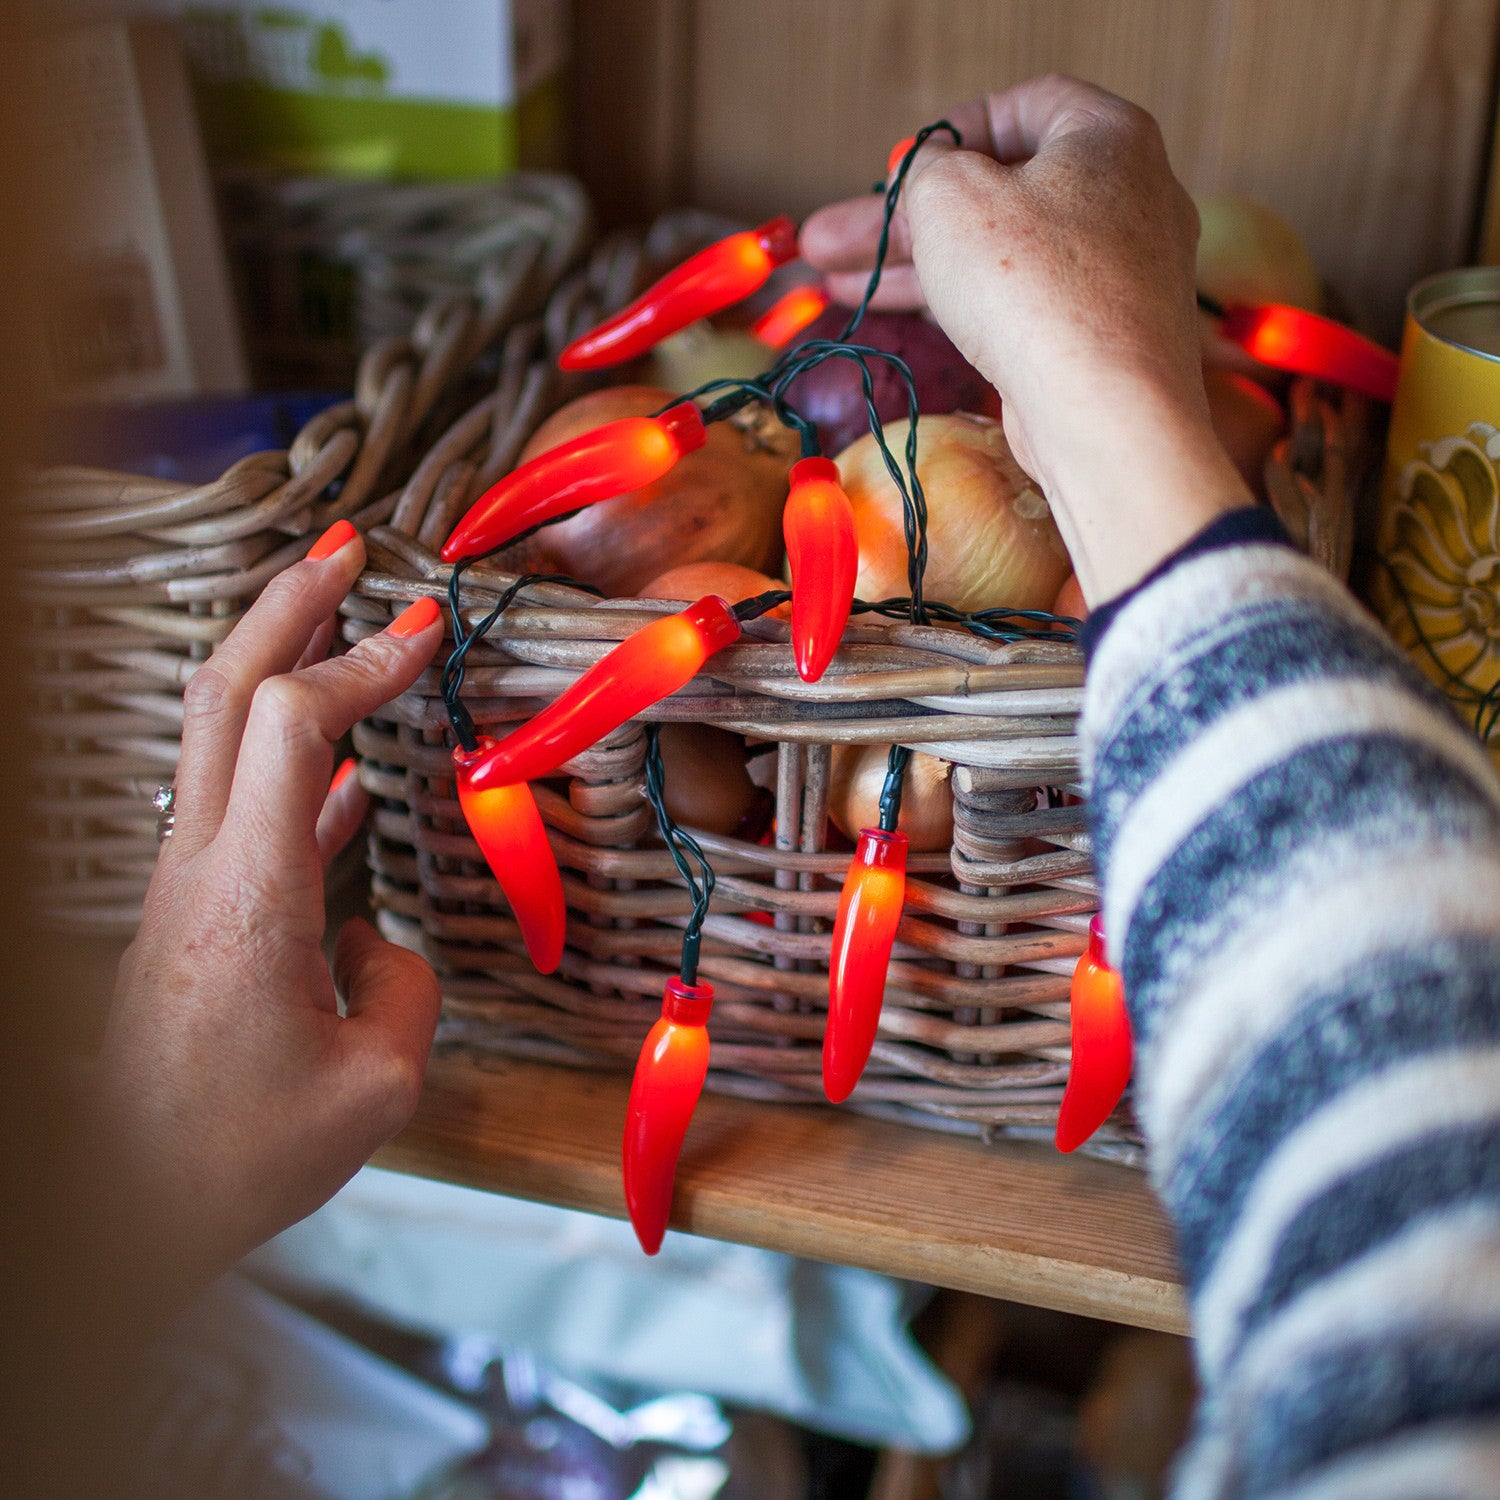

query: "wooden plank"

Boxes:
[1196, 0, 1500, 341]
[376, 1051, 1188, 1334]
[568, 0, 696, 226]
[625, 0, 1500, 341]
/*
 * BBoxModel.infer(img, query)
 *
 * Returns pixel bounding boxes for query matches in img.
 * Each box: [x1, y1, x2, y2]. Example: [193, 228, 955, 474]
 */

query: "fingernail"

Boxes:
[386, 596, 440, 639]
[308, 519, 359, 561]
[330, 757, 358, 795]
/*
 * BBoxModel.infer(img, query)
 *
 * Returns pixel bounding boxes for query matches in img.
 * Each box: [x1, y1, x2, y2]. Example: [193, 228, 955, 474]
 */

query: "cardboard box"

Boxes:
[126, 0, 567, 178]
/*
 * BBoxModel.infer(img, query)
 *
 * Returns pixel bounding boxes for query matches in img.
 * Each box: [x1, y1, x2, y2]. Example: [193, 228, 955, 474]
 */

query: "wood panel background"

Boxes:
[570, 0, 1500, 341]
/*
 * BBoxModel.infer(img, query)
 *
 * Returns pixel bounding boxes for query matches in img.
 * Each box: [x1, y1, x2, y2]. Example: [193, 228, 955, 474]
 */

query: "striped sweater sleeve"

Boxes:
[1081, 525, 1500, 1500]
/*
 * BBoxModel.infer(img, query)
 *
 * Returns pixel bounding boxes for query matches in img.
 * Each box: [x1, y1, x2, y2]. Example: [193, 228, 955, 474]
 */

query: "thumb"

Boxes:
[333, 917, 441, 1113]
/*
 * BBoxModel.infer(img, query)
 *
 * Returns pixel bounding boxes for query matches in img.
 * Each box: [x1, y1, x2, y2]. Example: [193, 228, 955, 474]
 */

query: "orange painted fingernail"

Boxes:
[308, 519, 358, 561]
[329, 757, 358, 795]
[386, 596, 440, 638]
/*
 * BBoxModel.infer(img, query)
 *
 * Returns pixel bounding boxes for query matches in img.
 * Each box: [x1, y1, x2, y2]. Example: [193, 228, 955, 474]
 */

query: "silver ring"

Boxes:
[152, 783, 176, 844]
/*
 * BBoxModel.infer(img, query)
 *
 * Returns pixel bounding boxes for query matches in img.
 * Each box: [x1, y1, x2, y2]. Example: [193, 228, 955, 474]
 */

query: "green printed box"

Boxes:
[144, 1, 566, 177]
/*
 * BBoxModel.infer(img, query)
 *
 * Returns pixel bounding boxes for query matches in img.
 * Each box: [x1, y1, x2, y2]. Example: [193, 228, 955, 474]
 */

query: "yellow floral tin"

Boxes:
[1375, 268, 1500, 767]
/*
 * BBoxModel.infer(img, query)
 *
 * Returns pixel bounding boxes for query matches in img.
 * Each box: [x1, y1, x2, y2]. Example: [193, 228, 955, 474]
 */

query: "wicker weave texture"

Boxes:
[25, 175, 595, 932]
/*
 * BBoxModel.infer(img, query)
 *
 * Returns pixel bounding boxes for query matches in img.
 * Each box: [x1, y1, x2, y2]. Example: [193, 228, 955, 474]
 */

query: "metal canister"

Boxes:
[1374, 268, 1500, 767]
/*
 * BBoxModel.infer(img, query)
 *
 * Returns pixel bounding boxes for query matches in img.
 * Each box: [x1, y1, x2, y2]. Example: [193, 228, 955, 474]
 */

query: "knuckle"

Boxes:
[250, 673, 315, 734]
[182, 662, 235, 722]
[261, 562, 319, 613]
[371, 1043, 426, 1125]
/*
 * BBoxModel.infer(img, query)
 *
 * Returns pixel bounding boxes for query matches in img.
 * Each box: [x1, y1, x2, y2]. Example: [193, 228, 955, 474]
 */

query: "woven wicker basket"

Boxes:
[23, 175, 598, 932]
[338, 212, 1365, 1150]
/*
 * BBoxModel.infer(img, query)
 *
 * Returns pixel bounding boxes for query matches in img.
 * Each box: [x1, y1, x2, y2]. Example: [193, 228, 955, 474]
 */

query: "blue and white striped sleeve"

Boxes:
[1080, 513, 1500, 1499]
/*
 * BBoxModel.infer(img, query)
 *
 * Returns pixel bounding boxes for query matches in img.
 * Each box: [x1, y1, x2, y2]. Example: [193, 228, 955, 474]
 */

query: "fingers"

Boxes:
[169, 522, 366, 862]
[981, 74, 1134, 163]
[296, 616, 339, 673]
[332, 918, 441, 1133]
[316, 758, 368, 869]
[222, 596, 443, 870]
[824, 265, 925, 311]
[800, 194, 912, 275]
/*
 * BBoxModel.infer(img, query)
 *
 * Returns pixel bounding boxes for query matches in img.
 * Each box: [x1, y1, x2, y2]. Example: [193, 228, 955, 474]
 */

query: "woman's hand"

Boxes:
[102, 521, 444, 1289]
[801, 75, 1252, 603]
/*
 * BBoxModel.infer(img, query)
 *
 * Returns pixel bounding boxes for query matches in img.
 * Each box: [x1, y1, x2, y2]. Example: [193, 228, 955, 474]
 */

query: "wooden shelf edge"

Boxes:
[376, 1052, 1189, 1336]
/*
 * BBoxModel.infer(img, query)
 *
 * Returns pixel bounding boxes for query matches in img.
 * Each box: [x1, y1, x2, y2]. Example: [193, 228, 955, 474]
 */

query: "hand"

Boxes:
[101, 522, 444, 1291]
[800, 75, 1252, 603]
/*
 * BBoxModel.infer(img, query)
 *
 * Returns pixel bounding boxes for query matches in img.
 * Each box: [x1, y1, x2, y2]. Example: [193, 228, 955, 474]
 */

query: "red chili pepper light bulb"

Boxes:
[623, 975, 714, 1254]
[468, 596, 742, 792]
[783, 456, 857, 683]
[560, 216, 800, 371]
[1217, 303, 1399, 402]
[886, 136, 917, 180]
[750, 285, 830, 348]
[452, 740, 566, 974]
[1054, 915, 1133, 1153]
[441, 401, 706, 564]
[823, 828, 909, 1102]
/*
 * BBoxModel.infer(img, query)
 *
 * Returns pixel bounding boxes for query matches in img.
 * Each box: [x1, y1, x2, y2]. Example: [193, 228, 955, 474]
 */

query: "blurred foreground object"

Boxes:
[32, 20, 248, 402]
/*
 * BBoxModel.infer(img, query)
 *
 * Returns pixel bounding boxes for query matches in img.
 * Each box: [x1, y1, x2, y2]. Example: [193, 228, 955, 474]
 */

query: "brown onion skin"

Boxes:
[828, 743, 953, 852]
[638, 561, 784, 604]
[1203, 369, 1285, 499]
[518, 386, 797, 596]
[840, 413, 1071, 615]
[781, 309, 998, 458]
[655, 723, 760, 836]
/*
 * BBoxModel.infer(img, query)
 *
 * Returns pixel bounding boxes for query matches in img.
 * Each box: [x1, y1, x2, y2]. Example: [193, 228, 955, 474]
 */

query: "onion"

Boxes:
[656, 723, 760, 836]
[1052, 572, 1087, 620]
[1196, 194, 1323, 382]
[645, 320, 770, 394]
[828, 743, 952, 851]
[638, 561, 784, 603]
[1204, 369, 1285, 498]
[517, 385, 797, 596]
[781, 308, 997, 457]
[838, 412, 1071, 613]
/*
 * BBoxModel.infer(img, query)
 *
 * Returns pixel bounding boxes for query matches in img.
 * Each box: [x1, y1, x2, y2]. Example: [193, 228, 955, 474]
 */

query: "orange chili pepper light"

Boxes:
[468, 596, 742, 792]
[1054, 915, 1133, 1153]
[1217, 303, 1399, 402]
[823, 828, 909, 1102]
[750, 285, 829, 348]
[560, 216, 800, 371]
[783, 456, 857, 683]
[886, 136, 917, 179]
[453, 740, 566, 974]
[440, 401, 706, 564]
[623, 976, 714, 1254]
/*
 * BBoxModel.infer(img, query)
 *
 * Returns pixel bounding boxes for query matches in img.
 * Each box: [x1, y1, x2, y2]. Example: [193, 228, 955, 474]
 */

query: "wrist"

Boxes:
[1024, 368, 1252, 605]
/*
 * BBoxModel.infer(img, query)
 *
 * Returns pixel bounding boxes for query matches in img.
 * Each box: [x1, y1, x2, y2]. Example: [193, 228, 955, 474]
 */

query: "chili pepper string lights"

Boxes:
[441, 567, 599, 974]
[1054, 916, 1133, 1153]
[1197, 293, 1400, 403]
[559, 215, 800, 371]
[621, 727, 721, 1253]
[433, 128, 1111, 1201]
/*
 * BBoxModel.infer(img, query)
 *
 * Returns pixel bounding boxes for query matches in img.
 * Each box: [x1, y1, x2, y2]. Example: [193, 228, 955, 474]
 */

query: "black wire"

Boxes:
[849, 595, 1080, 644]
[841, 119, 961, 343]
[643, 724, 716, 987]
[877, 744, 911, 833]
[768, 340, 930, 621]
[441, 561, 601, 751]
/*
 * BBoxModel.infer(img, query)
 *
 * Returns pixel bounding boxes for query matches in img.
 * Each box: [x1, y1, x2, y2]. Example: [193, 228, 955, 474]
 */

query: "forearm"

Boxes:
[1083, 527, 1500, 1497]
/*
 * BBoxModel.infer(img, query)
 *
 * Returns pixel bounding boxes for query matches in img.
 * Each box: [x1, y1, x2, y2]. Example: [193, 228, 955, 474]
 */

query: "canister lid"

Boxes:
[1410, 267, 1500, 362]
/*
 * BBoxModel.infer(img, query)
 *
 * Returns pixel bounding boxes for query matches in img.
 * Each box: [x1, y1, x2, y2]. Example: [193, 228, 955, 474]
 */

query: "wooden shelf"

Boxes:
[376, 1053, 1187, 1335]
